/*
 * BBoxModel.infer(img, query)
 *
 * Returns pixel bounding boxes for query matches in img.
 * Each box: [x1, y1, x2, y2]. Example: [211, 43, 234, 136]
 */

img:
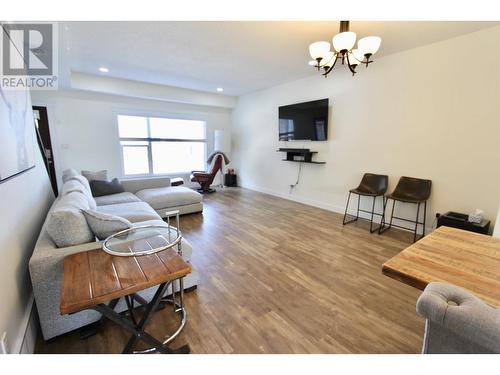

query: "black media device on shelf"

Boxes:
[279, 98, 329, 141]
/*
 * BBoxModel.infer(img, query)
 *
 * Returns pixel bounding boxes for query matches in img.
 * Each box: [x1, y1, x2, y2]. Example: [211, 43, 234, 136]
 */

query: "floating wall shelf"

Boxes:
[277, 148, 326, 164]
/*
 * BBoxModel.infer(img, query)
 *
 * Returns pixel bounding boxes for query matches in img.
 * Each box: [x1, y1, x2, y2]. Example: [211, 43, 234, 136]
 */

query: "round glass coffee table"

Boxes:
[102, 224, 187, 354]
[103, 225, 182, 257]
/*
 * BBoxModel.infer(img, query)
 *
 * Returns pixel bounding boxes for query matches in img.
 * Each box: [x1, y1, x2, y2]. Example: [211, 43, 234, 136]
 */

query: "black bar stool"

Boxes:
[343, 173, 388, 233]
[379, 176, 432, 242]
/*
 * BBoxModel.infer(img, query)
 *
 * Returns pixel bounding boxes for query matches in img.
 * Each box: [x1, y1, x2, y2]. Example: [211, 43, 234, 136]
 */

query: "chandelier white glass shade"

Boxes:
[320, 51, 336, 68]
[309, 41, 331, 60]
[358, 36, 381, 56]
[350, 49, 365, 64]
[308, 21, 381, 77]
[332, 31, 356, 53]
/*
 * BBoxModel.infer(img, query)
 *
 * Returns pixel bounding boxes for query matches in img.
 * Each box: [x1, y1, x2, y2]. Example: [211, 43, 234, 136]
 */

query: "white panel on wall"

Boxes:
[214, 129, 231, 153]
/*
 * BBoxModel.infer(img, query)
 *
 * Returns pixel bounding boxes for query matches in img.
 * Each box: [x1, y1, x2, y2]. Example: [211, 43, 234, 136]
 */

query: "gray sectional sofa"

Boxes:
[29, 169, 203, 340]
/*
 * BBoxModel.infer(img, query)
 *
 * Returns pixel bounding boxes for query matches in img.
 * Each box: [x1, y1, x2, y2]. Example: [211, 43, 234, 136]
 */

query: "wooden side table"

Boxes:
[60, 247, 191, 354]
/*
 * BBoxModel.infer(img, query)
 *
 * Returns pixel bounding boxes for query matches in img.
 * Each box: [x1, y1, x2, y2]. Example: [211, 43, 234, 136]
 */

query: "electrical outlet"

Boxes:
[0, 332, 9, 354]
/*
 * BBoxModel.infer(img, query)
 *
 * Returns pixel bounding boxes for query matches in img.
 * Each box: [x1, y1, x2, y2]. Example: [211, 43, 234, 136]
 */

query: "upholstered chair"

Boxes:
[416, 282, 500, 353]
[190, 154, 223, 193]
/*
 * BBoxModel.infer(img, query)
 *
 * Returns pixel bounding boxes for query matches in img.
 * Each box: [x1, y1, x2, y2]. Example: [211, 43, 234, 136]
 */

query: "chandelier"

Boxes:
[308, 21, 381, 77]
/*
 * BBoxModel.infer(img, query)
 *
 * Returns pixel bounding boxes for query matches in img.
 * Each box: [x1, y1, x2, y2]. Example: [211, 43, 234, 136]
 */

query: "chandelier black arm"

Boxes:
[322, 55, 339, 76]
[346, 53, 357, 75]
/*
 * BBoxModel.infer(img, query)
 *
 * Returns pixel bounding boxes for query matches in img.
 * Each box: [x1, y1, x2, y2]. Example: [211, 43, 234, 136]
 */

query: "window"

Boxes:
[117, 115, 206, 176]
[279, 118, 295, 140]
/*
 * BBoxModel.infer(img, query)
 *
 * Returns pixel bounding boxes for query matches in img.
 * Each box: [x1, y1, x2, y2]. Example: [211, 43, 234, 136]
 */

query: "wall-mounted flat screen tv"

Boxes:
[279, 98, 329, 141]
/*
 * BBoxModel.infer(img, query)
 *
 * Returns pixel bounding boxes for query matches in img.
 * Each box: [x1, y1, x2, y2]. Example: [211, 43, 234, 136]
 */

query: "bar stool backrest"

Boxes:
[357, 173, 388, 195]
[393, 176, 432, 202]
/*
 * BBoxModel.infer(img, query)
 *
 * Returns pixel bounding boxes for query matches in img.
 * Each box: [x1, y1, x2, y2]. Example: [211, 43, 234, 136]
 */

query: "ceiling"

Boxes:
[62, 21, 498, 96]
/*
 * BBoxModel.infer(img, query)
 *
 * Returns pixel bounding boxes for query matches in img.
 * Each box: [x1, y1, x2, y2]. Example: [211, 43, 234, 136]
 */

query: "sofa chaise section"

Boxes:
[135, 186, 203, 215]
[120, 176, 203, 216]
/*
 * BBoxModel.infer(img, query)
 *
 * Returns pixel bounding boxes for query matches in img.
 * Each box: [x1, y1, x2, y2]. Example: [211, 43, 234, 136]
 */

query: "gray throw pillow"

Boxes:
[46, 192, 95, 247]
[83, 210, 132, 240]
[90, 178, 125, 197]
[82, 169, 108, 182]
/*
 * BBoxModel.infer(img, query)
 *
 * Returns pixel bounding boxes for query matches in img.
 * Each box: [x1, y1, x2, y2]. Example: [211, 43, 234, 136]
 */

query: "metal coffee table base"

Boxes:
[91, 278, 189, 354]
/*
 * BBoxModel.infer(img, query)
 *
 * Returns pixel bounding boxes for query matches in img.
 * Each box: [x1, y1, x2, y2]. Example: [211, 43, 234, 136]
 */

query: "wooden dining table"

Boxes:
[382, 225, 500, 307]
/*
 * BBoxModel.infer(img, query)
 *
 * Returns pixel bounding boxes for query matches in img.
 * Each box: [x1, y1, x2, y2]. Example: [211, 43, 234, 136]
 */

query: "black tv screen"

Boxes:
[279, 99, 329, 141]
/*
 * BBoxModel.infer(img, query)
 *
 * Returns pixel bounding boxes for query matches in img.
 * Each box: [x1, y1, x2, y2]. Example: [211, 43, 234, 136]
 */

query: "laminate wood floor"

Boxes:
[36, 188, 424, 354]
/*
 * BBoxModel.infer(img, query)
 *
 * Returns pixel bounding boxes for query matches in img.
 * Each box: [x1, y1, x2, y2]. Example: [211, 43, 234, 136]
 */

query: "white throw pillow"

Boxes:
[61, 168, 79, 183]
[83, 210, 132, 240]
[61, 179, 87, 196]
[67, 174, 91, 193]
[65, 175, 97, 210]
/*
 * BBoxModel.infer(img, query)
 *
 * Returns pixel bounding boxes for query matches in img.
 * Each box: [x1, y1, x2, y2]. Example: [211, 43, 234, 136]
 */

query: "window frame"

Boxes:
[116, 113, 207, 177]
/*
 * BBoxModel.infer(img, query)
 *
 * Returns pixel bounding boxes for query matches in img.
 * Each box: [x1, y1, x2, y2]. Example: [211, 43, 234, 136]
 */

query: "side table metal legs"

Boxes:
[135, 278, 187, 353]
[91, 278, 189, 354]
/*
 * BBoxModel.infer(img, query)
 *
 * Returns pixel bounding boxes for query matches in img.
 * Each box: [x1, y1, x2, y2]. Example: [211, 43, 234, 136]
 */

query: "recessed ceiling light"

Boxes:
[216, 87, 224, 92]
[99, 67, 109, 73]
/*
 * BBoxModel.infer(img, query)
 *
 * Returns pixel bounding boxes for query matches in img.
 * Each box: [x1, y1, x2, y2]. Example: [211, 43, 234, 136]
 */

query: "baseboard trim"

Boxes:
[12, 294, 37, 354]
[241, 183, 346, 214]
[240, 183, 434, 235]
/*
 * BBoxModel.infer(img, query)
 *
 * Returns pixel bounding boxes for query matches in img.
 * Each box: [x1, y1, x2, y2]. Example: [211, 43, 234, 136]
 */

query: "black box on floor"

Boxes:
[224, 174, 237, 187]
[437, 211, 490, 235]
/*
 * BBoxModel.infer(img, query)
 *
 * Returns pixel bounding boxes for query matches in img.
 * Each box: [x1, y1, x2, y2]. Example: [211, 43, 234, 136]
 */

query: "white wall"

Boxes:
[0, 94, 54, 353]
[231, 26, 500, 231]
[494, 203, 500, 237]
[31, 90, 233, 188]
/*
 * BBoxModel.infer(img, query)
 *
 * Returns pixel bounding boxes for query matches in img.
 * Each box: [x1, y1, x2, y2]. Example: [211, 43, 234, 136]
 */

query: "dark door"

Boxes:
[33, 106, 58, 196]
